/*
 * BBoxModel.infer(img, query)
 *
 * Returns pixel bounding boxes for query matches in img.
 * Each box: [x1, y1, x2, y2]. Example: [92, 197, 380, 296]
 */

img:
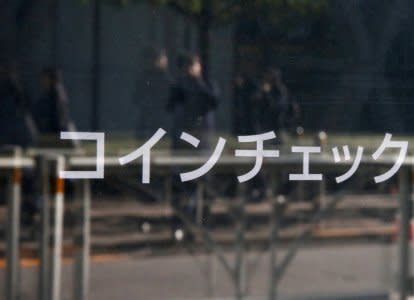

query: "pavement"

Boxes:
[0, 243, 397, 300]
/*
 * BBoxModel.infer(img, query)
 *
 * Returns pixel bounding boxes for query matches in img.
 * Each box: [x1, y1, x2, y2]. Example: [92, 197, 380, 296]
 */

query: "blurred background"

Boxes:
[1, 0, 414, 299]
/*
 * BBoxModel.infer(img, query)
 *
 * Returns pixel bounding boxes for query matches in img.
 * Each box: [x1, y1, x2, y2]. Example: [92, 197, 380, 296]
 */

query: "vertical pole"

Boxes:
[196, 182, 204, 225]
[269, 199, 280, 300]
[318, 178, 326, 228]
[269, 171, 281, 300]
[37, 156, 51, 300]
[197, 180, 214, 297]
[51, 156, 65, 300]
[234, 183, 246, 300]
[298, 181, 305, 202]
[165, 175, 172, 206]
[6, 149, 22, 300]
[74, 179, 91, 300]
[399, 166, 412, 300]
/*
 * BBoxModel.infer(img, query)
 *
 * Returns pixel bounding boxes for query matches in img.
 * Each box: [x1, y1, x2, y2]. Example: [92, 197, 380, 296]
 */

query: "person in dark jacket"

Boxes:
[252, 68, 289, 135]
[167, 53, 219, 240]
[34, 67, 71, 135]
[0, 63, 37, 147]
[249, 68, 292, 201]
[233, 73, 257, 135]
[135, 47, 172, 138]
[167, 53, 218, 150]
[0, 63, 37, 226]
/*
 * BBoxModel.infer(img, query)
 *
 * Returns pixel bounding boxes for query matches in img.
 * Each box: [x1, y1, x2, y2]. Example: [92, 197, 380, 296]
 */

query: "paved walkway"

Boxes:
[0, 243, 397, 300]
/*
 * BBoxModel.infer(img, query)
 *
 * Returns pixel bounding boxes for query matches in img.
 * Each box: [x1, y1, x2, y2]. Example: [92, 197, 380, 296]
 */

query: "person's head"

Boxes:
[234, 74, 245, 87]
[263, 67, 282, 85]
[40, 67, 61, 90]
[143, 47, 168, 71]
[155, 50, 168, 70]
[178, 53, 202, 78]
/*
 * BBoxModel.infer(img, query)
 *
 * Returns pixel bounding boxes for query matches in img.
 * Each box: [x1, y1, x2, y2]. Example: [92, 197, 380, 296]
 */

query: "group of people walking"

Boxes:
[0, 51, 300, 239]
[136, 49, 219, 150]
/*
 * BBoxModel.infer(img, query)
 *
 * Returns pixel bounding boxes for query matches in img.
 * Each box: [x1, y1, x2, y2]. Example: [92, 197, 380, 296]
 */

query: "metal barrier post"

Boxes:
[269, 198, 280, 300]
[398, 166, 412, 300]
[269, 171, 281, 300]
[37, 155, 51, 300]
[5, 148, 22, 300]
[74, 179, 91, 300]
[234, 183, 247, 300]
[51, 155, 65, 300]
[196, 182, 204, 226]
[319, 178, 327, 228]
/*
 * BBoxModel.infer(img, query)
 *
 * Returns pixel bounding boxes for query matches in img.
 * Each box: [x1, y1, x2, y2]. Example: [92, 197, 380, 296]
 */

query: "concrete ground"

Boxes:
[0, 243, 398, 300]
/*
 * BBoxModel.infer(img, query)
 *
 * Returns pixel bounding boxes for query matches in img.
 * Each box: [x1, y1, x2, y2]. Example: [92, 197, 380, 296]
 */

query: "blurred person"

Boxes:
[285, 97, 302, 136]
[135, 47, 171, 138]
[252, 68, 289, 137]
[31, 68, 79, 231]
[232, 73, 257, 135]
[166, 53, 219, 240]
[167, 53, 219, 149]
[250, 68, 293, 202]
[0, 63, 37, 147]
[33, 67, 81, 150]
[34, 67, 71, 135]
[0, 63, 37, 227]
